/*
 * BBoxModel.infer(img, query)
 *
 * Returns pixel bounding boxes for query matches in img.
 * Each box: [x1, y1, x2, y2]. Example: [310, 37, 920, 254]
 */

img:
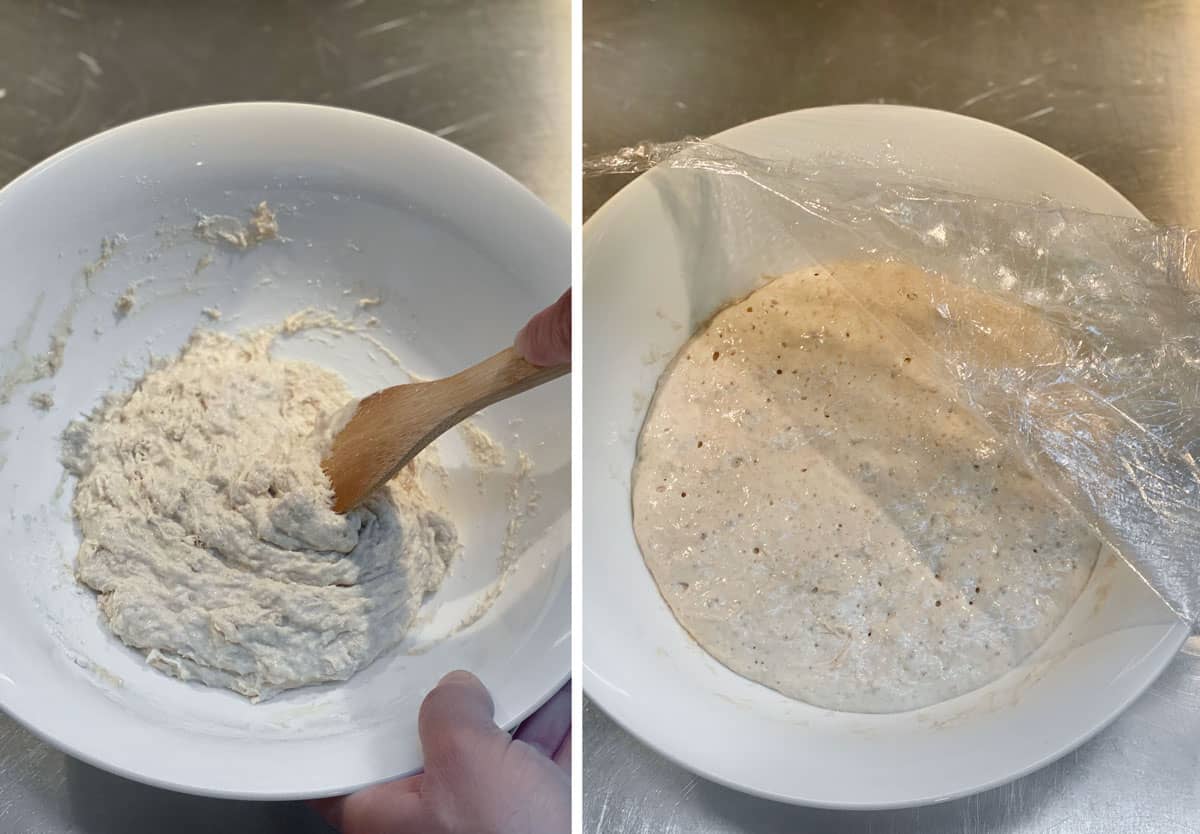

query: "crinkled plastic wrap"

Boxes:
[587, 140, 1200, 627]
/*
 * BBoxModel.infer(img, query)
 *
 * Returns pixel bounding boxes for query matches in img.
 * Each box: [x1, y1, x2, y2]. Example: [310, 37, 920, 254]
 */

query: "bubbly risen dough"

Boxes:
[63, 326, 459, 701]
[633, 262, 1098, 713]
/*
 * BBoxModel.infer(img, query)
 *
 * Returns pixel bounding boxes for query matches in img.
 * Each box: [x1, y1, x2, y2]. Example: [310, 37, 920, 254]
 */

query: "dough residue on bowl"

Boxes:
[461, 420, 506, 472]
[113, 283, 137, 318]
[632, 262, 1098, 713]
[1, 296, 75, 405]
[62, 320, 461, 702]
[194, 202, 279, 251]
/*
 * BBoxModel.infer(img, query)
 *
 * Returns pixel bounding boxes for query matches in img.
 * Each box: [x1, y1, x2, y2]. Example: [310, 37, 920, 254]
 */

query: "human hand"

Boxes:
[312, 671, 570, 834]
[514, 289, 571, 367]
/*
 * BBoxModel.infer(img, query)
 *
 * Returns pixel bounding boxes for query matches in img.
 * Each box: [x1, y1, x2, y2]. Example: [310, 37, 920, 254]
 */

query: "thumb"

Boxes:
[514, 289, 571, 367]
[418, 670, 505, 768]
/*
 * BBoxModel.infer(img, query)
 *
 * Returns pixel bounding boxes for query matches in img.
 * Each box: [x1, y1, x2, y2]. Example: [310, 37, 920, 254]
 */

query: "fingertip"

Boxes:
[420, 669, 496, 736]
[514, 288, 572, 367]
[419, 670, 502, 771]
[438, 669, 480, 687]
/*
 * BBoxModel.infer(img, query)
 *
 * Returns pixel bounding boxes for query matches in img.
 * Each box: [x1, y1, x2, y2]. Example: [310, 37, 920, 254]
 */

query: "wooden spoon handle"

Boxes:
[446, 347, 570, 422]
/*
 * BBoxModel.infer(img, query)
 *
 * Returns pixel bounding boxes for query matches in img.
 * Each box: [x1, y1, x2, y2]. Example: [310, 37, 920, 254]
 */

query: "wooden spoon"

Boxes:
[322, 347, 568, 513]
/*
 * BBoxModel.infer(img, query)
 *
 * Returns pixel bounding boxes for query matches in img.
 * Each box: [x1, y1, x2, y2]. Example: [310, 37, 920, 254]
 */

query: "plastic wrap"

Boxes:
[587, 140, 1200, 627]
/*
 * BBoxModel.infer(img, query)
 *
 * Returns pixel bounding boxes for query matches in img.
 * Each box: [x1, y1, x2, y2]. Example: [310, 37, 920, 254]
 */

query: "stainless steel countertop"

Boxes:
[583, 1, 1200, 831]
[0, 1, 567, 832]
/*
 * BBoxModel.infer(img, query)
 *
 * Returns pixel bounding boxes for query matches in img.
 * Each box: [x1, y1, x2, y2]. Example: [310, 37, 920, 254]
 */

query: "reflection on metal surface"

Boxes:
[0, 0, 568, 219]
[0, 2, 566, 832]
[584, 0, 1200, 831]
[585, 647, 1200, 833]
[584, 0, 1200, 227]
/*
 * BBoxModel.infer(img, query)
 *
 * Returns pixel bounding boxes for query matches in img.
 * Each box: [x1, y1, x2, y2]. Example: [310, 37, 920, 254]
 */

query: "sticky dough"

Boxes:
[63, 325, 459, 701]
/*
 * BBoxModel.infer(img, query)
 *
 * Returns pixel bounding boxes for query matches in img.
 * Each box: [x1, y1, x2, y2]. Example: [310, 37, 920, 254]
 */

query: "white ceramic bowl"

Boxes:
[582, 104, 1188, 808]
[0, 103, 570, 799]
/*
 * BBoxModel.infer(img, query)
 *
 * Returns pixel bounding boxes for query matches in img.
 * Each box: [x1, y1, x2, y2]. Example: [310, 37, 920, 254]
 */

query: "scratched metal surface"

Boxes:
[0, 1, 567, 832]
[0, 0, 569, 218]
[582, 1, 1200, 831]
[584, 642, 1200, 833]
[584, 0, 1200, 225]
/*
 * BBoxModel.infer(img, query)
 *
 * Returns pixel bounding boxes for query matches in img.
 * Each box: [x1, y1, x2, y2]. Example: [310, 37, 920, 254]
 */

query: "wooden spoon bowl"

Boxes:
[322, 347, 568, 513]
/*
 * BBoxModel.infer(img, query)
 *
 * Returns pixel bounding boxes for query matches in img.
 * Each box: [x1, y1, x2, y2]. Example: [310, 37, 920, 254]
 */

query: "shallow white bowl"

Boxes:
[582, 104, 1188, 808]
[0, 103, 569, 799]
